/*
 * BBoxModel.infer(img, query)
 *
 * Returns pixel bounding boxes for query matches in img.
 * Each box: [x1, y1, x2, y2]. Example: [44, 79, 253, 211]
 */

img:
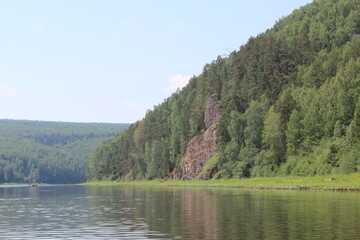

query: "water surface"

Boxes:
[0, 185, 359, 239]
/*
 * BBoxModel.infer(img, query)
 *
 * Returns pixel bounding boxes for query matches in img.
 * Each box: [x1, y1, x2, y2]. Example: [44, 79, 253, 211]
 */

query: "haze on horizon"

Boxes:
[0, 0, 312, 123]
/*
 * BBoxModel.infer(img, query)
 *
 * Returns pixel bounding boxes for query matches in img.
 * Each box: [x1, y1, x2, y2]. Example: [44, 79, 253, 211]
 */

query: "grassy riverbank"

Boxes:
[83, 173, 360, 190]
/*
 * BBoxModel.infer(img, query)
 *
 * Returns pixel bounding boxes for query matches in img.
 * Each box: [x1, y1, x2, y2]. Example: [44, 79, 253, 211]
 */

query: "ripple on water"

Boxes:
[2, 185, 360, 239]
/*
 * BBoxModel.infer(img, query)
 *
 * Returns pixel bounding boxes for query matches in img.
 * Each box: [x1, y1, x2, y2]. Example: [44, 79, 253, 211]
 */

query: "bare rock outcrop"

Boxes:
[204, 94, 222, 129]
[180, 94, 222, 180]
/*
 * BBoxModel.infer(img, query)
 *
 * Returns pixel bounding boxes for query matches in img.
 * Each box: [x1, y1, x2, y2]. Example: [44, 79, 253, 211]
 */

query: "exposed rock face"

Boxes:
[180, 94, 222, 180]
[204, 94, 222, 129]
[181, 126, 217, 180]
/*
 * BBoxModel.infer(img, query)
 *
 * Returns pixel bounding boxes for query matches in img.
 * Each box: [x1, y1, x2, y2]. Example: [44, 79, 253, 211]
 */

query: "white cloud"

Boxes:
[124, 100, 140, 108]
[0, 82, 19, 99]
[164, 74, 191, 92]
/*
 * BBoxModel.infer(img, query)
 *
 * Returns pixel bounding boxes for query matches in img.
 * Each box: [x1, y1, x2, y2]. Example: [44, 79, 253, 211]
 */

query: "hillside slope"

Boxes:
[0, 120, 129, 183]
[88, 0, 360, 181]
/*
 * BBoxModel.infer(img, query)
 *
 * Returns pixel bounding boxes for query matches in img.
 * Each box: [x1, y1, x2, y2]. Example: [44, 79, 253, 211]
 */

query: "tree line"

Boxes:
[0, 120, 129, 183]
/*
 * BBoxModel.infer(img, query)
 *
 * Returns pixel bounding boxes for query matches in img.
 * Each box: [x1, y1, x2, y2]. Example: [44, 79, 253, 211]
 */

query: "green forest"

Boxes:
[0, 120, 128, 183]
[87, 0, 360, 181]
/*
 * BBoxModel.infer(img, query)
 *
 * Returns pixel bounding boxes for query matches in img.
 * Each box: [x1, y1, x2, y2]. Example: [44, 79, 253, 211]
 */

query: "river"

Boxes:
[0, 185, 359, 239]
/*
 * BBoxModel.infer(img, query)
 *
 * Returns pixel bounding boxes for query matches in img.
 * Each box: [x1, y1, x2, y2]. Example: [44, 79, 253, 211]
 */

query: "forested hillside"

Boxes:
[0, 120, 129, 183]
[87, 0, 360, 181]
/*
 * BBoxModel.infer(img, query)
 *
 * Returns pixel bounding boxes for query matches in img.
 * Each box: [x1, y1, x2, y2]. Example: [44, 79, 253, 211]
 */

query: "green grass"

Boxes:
[197, 154, 218, 178]
[83, 173, 360, 190]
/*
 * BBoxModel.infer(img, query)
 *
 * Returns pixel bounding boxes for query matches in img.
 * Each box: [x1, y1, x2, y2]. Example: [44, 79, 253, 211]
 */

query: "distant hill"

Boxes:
[0, 120, 129, 183]
[87, 0, 360, 181]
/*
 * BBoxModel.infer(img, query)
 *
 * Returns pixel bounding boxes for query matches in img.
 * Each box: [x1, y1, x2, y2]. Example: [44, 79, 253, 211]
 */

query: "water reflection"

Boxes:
[86, 186, 360, 240]
[1, 185, 360, 239]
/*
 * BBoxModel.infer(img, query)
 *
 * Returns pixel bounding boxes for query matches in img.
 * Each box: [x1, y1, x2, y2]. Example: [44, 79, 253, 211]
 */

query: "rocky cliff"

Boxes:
[204, 94, 222, 129]
[180, 94, 222, 180]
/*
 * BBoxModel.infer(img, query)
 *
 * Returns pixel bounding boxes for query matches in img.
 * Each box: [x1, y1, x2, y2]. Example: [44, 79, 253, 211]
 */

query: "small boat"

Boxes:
[29, 184, 38, 187]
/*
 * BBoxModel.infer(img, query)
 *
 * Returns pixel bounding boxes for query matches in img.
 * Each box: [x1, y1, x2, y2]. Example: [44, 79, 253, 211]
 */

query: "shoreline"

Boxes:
[83, 173, 360, 191]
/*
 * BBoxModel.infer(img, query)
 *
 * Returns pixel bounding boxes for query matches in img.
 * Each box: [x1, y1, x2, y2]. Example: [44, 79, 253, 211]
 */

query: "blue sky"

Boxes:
[0, 0, 312, 123]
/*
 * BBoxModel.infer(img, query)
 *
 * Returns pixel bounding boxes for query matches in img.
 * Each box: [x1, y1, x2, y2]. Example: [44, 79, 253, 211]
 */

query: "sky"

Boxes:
[0, 0, 313, 123]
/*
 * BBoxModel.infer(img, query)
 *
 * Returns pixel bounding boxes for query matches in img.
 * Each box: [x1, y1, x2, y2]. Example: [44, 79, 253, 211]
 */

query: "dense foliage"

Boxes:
[0, 120, 128, 183]
[87, 0, 360, 181]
